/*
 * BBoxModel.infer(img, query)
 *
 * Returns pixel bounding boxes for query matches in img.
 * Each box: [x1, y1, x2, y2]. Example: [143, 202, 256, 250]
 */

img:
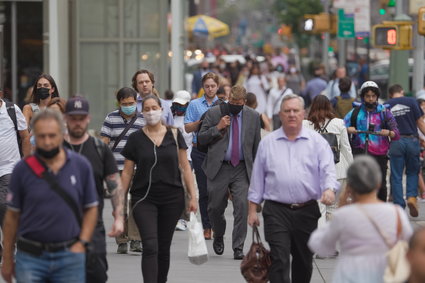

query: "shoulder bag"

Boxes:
[318, 119, 340, 163]
[111, 114, 138, 151]
[359, 205, 410, 283]
[25, 155, 82, 226]
[240, 225, 271, 283]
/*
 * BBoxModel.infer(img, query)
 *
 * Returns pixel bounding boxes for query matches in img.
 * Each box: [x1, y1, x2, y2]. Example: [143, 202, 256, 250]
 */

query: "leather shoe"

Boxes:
[233, 248, 244, 260]
[204, 228, 212, 240]
[213, 237, 224, 255]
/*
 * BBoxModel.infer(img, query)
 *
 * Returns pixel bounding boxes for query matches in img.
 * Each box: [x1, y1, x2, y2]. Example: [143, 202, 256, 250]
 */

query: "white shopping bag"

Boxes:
[187, 212, 208, 265]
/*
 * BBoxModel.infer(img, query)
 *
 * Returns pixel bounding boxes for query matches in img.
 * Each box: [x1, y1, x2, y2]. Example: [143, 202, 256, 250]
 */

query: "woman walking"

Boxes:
[244, 63, 269, 114]
[121, 95, 197, 283]
[308, 156, 413, 283]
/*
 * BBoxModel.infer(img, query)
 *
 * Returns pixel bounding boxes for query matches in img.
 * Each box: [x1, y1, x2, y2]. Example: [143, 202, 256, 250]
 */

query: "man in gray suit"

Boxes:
[198, 85, 261, 260]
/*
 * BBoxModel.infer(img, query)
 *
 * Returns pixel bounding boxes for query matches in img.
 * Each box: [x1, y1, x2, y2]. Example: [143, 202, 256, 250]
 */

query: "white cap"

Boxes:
[173, 90, 191, 105]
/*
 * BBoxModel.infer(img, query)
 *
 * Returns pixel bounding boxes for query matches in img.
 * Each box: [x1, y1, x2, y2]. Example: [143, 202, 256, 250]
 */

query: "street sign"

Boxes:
[337, 9, 355, 38]
[409, 0, 425, 15]
[354, 0, 371, 37]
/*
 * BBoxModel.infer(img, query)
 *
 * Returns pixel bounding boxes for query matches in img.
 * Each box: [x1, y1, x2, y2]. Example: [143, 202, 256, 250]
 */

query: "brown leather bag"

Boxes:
[240, 226, 271, 283]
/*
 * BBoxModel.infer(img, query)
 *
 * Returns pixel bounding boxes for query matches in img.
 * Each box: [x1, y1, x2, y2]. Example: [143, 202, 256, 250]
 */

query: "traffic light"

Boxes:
[372, 22, 413, 50]
[302, 13, 336, 34]
[418, 7, 425, 35]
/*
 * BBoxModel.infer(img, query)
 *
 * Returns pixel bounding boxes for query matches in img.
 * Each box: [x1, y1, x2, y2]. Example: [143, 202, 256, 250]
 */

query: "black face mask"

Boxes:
[36, 146, 60, 159]
[36, 87, 50, 100]
[228, 103, 243, 115]
[364, 101, 377, 109]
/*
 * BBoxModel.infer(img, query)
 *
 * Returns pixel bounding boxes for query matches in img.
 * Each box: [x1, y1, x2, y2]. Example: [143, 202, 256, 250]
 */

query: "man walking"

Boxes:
[325, 66, 356, 100]
[132, 69, 174, 125]
[386, 84, 425, 217]
[266, 75, 293, 130]
[101, 87, 144, 253]
[301, 64, 327, 107]
[199, 85, 261, 260]
[185, 72, 220, 239]
[248, 94, 338, 283]
[2, 109, 98, 283]
[63, 96, 124, 282]
[0, 97, 30, 261]
[345, 81, 400, 201]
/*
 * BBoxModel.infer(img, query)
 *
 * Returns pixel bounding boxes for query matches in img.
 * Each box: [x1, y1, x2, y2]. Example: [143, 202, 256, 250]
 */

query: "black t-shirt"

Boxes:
[64, 137, 118, 212]
[121, 128, 187, 200]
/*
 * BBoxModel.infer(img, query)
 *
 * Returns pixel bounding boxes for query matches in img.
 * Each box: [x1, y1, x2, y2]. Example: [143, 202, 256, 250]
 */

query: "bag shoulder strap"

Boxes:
[319, 119, 333, 133]
[93, 136, 106, 164]
[111, 114, 138, 151]
[358, 205, 396, 248]
[5, 101, 18, 132]
[350, 106, 361, 129]
[171, 128, 181, 163]
[24, 155, 82, 226]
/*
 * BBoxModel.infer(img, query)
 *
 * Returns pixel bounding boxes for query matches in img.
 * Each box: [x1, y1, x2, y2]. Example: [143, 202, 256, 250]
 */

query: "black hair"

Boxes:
[116, 87, 137, 102]
[388, 84, 403, 96]
[245, 92, 257, 108]
[338, 77, 352, 93]
[164, 90, 174, 100]
[360, 86, 381, 98]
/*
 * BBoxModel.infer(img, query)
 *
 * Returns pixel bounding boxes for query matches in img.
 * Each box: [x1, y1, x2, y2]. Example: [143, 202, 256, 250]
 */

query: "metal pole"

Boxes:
[338, 38, 346, 67]
[413, 22, 424, 96]
[322, 0, 330, 75]
[11, 2, 17, 103]
[0, 25, 4, 90]
[48, 0, 60, 85]
[171, 0, 184, 92]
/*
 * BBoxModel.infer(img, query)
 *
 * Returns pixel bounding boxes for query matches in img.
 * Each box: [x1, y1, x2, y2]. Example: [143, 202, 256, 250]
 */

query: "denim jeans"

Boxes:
[15, 249, 85, 283]
[389, 137, 421, 208]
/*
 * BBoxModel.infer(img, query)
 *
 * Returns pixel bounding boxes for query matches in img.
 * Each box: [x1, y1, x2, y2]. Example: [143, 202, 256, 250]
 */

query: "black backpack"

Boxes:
[318, 119, 340, 164]
[197, 102, 229, 153]
[5, 101, 23, 157]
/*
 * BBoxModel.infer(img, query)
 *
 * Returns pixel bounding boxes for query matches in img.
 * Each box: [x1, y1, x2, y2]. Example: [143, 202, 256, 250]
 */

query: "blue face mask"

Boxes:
[121, 104, 136, 115]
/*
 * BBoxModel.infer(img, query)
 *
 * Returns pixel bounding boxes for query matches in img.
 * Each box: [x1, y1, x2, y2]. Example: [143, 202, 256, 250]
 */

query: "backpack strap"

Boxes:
[24, 155, 82, 226]
[5, 101, 18, 132]
[319, 119, 333, 134]
[111, 114, 138, 151]
[93, 136, 105, 164]
[350, 106, 361, 129]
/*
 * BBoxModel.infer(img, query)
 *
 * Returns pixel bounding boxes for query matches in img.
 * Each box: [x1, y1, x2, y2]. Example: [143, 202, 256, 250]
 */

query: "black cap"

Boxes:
[65, 96, 89, 115]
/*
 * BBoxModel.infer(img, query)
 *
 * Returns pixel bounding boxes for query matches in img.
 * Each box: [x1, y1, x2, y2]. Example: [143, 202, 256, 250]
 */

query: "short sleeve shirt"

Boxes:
[0, 100, 27, 177]
[184, 96, 218, 143]
[8, 150, 98, 243]
[121, 128, 187, 200]
[100, 111, 145, 170]
[64, 137, 118, 211]
[386, 97, 423, 136]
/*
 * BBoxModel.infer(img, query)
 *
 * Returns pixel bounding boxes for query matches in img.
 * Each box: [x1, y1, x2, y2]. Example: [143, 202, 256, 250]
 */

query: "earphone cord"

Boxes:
[128, 143, 157, 219]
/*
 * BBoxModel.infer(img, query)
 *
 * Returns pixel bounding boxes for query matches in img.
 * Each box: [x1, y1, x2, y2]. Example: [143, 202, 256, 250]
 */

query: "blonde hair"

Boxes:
[229, 85, 247, 101]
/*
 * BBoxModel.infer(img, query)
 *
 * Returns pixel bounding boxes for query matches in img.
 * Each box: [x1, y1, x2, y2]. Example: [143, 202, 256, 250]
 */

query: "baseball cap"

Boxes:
[172, 90, 191, 105]
[65, 96, 89, 115]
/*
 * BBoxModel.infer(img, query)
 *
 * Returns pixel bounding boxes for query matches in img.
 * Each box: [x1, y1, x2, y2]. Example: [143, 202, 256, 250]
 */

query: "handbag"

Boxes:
[359, 205, 410, 283]
[240, 226, 271, 283]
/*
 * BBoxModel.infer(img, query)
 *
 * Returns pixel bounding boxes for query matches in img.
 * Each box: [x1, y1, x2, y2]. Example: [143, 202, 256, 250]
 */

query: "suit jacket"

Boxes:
[198, 105, 261, 181]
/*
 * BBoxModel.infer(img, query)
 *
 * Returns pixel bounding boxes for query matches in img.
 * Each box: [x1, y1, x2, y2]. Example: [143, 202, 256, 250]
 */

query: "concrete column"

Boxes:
[171, 0, 185, 92]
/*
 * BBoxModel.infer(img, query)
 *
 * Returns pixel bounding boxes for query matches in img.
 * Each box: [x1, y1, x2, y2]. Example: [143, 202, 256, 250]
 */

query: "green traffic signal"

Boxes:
[388, 0, 395, 8]
[379, 8, 386, 15]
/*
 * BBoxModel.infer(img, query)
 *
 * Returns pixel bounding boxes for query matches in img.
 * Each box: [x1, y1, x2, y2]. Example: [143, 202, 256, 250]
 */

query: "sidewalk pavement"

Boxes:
[104, 199, 425, 283]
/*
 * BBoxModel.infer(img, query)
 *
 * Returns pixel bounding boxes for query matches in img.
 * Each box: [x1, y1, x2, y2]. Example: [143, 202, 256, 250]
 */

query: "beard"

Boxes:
[68, 125, 87, 139]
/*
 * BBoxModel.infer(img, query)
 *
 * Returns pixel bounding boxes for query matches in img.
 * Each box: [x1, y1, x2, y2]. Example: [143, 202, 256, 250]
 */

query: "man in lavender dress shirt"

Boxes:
[248, 94, 339, 283]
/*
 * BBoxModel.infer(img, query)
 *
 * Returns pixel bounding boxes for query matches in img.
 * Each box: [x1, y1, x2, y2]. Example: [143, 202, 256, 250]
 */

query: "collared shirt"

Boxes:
[224, 112, 244, 161]
[0, 99, 27, 177]
[136, 94, 174, 126]
[8, 150, 98, 243]
[184, 95, 218, 143]
[100, 110, 145, 170]
[248, 127, 339, 205]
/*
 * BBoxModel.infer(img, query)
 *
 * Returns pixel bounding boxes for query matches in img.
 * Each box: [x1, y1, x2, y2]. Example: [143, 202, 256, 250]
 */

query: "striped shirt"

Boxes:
[184, 95, 218, 143]
[100, 110, 145, 170]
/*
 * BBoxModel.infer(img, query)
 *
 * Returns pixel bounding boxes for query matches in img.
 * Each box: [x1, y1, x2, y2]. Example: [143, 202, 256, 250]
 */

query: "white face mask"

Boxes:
[144, 109, 162, 125]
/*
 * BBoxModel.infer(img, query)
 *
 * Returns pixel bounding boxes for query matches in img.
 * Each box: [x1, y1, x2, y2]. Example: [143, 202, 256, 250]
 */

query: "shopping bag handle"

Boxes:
[252, 225, 263, 244]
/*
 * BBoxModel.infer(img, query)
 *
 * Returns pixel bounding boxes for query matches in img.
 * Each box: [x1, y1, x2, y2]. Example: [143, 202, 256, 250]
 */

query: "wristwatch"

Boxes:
[78, 238, 90, 249]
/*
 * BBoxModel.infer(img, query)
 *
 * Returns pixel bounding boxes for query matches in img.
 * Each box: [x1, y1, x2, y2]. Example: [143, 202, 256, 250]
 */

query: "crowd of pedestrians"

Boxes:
[1, 54, 425, 283]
